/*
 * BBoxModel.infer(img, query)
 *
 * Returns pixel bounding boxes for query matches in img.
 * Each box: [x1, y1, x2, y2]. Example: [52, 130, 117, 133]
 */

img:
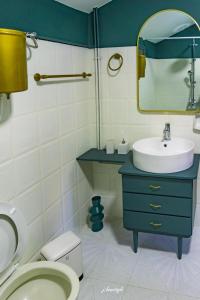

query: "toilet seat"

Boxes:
[0, 203, 79, 300]
[0, 203, 27, 285]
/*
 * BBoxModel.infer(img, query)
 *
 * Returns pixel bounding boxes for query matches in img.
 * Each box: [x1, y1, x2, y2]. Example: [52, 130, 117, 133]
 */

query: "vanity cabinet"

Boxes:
[119, 155, 200, 259]
[77, 149, 199, 260]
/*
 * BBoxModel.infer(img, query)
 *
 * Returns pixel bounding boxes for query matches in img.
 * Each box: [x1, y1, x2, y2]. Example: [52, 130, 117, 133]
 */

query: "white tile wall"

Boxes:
[12, 114, 38, 156]
[93, 46, 200, 219]
[12, 183, 43, 225]
[42, 170, 61, 210]
[14, 150, 41, 195]
[1, 40, 95, 261]
[3, 40, 200, 262]
[38, 109, 59, 144]
[0, 161, 16, 201]
[40, 141, 61, 178]
[44, 200, 63, 241]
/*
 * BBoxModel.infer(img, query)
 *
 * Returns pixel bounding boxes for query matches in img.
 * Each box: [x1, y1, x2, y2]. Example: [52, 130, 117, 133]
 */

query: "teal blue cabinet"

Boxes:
[119, 155, 200, 260]
[77, 149, 200, 259]
[123, 176, 193, 198]
[123, 192, 192, 217]
[124, 210, 192, 236]
[121, 175, 196, 259]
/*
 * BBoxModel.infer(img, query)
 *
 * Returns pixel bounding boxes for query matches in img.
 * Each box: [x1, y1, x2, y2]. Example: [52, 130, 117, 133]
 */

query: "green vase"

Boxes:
[89, 196, 104, 232]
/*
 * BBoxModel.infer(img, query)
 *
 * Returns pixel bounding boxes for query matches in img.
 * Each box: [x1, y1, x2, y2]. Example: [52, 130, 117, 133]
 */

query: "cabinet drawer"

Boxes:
[123, 192, 192, 217]
[122, 175, 192, 198]
[123, 210, 192, 236]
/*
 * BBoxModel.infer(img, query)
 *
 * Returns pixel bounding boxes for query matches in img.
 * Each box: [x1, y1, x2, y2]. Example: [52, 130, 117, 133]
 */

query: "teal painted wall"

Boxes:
[140, 26, 200, 59]
[98, 0, 200, 48]
[0, 0, 91, 48]
[1, 0, 200, 49]
[157, 26, 200, 59]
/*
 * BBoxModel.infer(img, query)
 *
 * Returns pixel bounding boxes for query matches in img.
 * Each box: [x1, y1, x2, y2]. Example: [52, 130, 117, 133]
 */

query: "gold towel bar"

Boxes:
[34, 72, 92, 81]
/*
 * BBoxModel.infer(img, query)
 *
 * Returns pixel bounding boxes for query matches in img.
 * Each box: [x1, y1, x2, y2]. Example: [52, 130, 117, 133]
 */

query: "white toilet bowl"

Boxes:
[0, 261, 79, 300]
[0, 203, 79, 300]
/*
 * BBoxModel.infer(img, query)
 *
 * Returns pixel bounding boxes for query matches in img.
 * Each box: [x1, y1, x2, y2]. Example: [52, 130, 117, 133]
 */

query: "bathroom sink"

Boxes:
[133, 137, 194, 173]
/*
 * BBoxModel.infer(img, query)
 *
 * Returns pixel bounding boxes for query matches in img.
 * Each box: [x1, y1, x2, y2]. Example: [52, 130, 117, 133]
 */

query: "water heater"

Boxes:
[0, 28, 28, 93]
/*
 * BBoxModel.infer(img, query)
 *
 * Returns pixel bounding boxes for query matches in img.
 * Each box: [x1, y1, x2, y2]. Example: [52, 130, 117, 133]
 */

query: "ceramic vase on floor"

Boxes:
[89, 196, 104, 232]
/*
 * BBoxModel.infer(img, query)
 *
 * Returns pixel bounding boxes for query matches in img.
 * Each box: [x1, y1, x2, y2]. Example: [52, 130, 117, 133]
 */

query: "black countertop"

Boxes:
[77, 148, 132, 164]
[77, 148, 200, 180]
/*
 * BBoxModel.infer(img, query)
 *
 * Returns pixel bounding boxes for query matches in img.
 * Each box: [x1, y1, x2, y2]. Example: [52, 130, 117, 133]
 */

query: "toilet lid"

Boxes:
[0, 203, 27, 274]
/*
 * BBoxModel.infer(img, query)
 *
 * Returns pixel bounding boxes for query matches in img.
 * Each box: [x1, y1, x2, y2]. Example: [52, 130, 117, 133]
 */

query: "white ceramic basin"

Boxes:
[133, 137, 194, 173]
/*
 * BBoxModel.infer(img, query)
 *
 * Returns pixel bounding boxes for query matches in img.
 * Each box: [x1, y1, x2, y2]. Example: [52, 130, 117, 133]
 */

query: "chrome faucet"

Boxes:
[162, 123, 171, 141]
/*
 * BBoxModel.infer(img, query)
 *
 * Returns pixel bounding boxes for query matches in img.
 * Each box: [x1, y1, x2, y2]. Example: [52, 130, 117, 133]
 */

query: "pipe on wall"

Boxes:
[93, 8, 101, 149]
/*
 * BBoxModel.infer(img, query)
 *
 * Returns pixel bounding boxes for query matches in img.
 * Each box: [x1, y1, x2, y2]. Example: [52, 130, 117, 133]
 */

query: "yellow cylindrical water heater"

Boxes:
[0, 28, 28, 93]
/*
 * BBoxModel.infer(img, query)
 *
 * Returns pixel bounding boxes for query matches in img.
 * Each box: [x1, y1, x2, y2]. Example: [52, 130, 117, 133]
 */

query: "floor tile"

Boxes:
[80, 220, 200, 299]
[81, 218, 136, 249]
[129, 228, 200, 297]
[83, 241, 140, 284]
[78, 278, 125, 300]
[168, 293, 200, 300]
[138, 232, 190, 254]
[101, 218, 134, 246]
[129, 248, 177, 292]
[123, 286, 168, 300]
[78, 278, 95, 300]
[170, 227, 200, 298]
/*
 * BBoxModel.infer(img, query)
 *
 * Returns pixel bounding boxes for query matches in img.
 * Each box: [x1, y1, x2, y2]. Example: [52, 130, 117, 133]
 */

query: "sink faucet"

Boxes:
[162, 123, 171, 141]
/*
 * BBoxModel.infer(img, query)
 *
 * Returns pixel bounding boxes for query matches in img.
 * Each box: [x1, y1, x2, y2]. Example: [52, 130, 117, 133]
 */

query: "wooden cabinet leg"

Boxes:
[177, 237, 183, 260]
[133, 231, 138, 253]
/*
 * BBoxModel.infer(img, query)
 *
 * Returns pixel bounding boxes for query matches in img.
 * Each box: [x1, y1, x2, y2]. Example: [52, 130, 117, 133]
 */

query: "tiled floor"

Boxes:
[78, 219, 200, 300]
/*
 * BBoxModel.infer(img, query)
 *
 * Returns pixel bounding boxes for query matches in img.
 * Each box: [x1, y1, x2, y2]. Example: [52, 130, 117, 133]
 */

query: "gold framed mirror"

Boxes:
[137, 9, 200, 114]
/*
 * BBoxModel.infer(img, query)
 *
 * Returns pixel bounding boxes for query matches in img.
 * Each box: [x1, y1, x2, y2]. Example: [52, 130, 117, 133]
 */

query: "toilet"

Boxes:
[0, 202, 79, 300]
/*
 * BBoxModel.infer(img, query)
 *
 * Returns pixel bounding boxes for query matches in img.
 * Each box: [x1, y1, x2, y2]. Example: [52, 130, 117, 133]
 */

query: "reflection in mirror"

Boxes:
[137, 10, 200, 113]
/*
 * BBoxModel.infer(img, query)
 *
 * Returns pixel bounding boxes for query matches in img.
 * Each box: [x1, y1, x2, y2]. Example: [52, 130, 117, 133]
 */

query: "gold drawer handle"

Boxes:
[149, 203, 162, 209]
[149, 222, 162, 228]
[149, 184, 161, 190]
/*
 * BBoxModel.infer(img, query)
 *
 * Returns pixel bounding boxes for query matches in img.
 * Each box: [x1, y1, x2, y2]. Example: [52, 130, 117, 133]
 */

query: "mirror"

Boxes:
[137, 9, 200, 113]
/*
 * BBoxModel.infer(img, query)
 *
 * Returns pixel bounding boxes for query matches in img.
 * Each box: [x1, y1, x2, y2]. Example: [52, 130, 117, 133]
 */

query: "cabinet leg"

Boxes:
[133, 231, 138, 253]
[177, 237, 183, 260]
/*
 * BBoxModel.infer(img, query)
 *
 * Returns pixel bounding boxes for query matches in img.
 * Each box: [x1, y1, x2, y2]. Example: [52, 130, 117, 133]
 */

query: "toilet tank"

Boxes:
[40, 231, 83, 280]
